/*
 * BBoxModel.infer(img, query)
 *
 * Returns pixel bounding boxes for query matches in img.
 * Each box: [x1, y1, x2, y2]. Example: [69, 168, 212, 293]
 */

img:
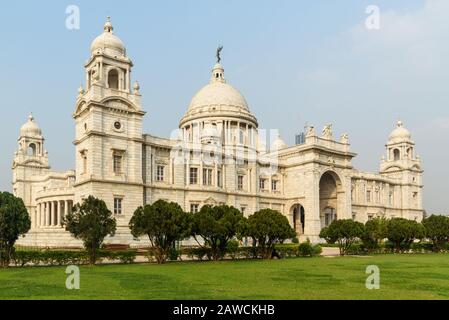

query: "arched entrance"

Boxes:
[291, 204, 305, 236]
[319, 171, 343, 229]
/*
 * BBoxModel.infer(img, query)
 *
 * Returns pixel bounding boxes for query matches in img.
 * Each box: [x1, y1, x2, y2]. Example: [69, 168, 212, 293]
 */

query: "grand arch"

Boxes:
[319, 170, 345, 229]
[290, 204, 305, 236]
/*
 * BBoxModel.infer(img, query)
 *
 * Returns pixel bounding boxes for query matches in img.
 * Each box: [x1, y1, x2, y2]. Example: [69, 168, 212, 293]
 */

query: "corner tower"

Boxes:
[380, 121, 423, 219]
[73, 18, 145, 237]
[12, 114, 50, 212]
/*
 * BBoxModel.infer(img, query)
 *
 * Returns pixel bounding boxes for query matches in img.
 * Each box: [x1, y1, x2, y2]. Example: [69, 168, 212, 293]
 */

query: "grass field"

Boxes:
[1, 254, 448, 300]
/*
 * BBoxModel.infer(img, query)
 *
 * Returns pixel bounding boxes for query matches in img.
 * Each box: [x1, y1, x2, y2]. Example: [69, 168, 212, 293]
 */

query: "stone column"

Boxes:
[36, 204, 40, 228]
[45, 202, 49, 226]
[41, 203, 45, 227]
[51, 201, 55, 226]
[40, 203, 43, 228]
[57, 201, 61, 226]
[64, 200, 68, 218]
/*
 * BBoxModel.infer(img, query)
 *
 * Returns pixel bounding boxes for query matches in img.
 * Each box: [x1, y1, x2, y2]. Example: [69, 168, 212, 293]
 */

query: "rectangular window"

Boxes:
[190, 203, 199, 213]
[113, 153, 123, 174]
[237, 175, 244, 190]
[114, 198, 123, 215]
[272, 180, 279, 192]
[203, 168, 213, 186]
[190, 167, 198, 185]
[217, 170, 222, 188]
[259, 178, 266, 190]
[366, 190, 371, 203]
[82, 155, 87, 174]
[156, 165, 165, 182]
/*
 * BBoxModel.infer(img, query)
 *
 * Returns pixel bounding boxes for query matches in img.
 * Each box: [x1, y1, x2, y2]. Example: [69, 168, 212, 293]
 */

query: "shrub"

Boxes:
[275, 244, 298, 258]
[242, 209, 296, 259]
[312, 244, 322, 256]
[298, 241, 313, 257]
[422, 215, 449, 252]
[361, 218, 388, 253]
[192, 205, 244, 260]
[63, 196, 117, 265]
[168, 248, 180, 262]
[319, 219, 365, 255]
[129, 200, 191, 264]
[346, 243, 366, 255]
[0, 192, 31, 267]
[184, 247, 212, 261]
[386, 218, 425, 253]
[226, 240, 240, 260]
[116, 250, 137, 264]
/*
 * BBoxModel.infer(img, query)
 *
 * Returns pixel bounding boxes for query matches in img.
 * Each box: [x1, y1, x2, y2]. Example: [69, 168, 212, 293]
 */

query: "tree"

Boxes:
[386, 218, 425, 252]
[319, 219, 364, 255]
[361, 217, 388, 252]
[422, 215, 449, 252]
[63, 196, 116, 264]
[192, 205, 244, 260]
[129, 200, 191, 264]
[244, 209, 296, 259]
[0, 192, 31, 267]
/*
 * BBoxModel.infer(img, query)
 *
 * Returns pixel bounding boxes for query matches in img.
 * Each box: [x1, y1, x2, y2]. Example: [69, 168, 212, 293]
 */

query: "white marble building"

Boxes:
[13, 19, 424, 247]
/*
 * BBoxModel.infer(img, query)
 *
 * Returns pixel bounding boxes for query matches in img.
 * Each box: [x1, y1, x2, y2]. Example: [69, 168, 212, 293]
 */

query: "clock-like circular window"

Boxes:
[114, 121, 122, 130]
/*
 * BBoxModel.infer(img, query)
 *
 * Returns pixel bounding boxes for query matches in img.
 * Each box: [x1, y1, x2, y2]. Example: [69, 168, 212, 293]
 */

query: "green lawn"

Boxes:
[1, 254, 449, 300]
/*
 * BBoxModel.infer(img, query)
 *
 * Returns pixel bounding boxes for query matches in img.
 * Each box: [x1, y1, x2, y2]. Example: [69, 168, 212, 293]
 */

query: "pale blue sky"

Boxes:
[0, 1, 447, 213]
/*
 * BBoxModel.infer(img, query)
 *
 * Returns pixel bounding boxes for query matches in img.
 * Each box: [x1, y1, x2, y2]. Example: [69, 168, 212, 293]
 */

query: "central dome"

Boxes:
[188, 81, 249, 113]
[180, 63, 257, 127]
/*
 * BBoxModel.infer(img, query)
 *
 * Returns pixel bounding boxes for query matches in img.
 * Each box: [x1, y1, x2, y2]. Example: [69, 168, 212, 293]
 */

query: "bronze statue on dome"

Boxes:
[216, 46, 223, 63]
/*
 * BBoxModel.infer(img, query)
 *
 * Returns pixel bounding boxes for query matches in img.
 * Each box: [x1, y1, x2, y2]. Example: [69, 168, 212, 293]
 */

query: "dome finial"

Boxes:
[211, 47, 225, 83]
[397, 120, 403, 128]
[29, 113, 34, 122]
[104, 16, 113, 33]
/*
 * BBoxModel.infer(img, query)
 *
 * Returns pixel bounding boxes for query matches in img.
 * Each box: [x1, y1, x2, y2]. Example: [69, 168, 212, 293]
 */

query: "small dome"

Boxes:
[90, 17, 126, 56]
[271, 134, 288, 151]
[389, 121, 412, 143]
[20, 114, 42, 137]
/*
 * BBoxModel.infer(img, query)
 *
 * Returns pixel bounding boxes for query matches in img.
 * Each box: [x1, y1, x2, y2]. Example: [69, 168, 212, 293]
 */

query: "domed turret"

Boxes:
[271, 133, 288, 151]
[388, 121, 412, 143]
[90, 17, 126, 57]
[20, 114, 42, 138]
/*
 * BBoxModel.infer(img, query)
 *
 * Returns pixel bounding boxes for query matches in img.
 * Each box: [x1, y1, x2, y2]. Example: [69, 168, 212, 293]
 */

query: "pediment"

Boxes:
[101, 97, 138, 112]
[204, 197, 218, 205]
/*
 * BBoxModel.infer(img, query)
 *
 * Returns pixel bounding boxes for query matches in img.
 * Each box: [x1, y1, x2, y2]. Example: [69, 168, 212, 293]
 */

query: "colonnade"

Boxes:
[34, 200, 73, 228]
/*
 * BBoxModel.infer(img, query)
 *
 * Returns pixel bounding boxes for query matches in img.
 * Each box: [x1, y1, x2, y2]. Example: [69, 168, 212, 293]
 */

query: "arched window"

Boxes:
[28, 143, 36, 156]
[393, 149, 400, 161]
[108, 69, 119, 89]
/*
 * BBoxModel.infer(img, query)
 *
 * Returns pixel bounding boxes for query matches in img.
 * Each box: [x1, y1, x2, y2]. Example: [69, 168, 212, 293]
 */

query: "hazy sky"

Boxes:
[0, 1, 447, 213]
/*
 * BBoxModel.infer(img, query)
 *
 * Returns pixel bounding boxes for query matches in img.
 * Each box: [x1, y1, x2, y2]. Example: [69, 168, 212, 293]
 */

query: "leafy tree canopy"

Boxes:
[64, 196, 116, 264]
[192, 205, 244, 260]
[129, 200, 191, 264]
[0, 192, 31, 267]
